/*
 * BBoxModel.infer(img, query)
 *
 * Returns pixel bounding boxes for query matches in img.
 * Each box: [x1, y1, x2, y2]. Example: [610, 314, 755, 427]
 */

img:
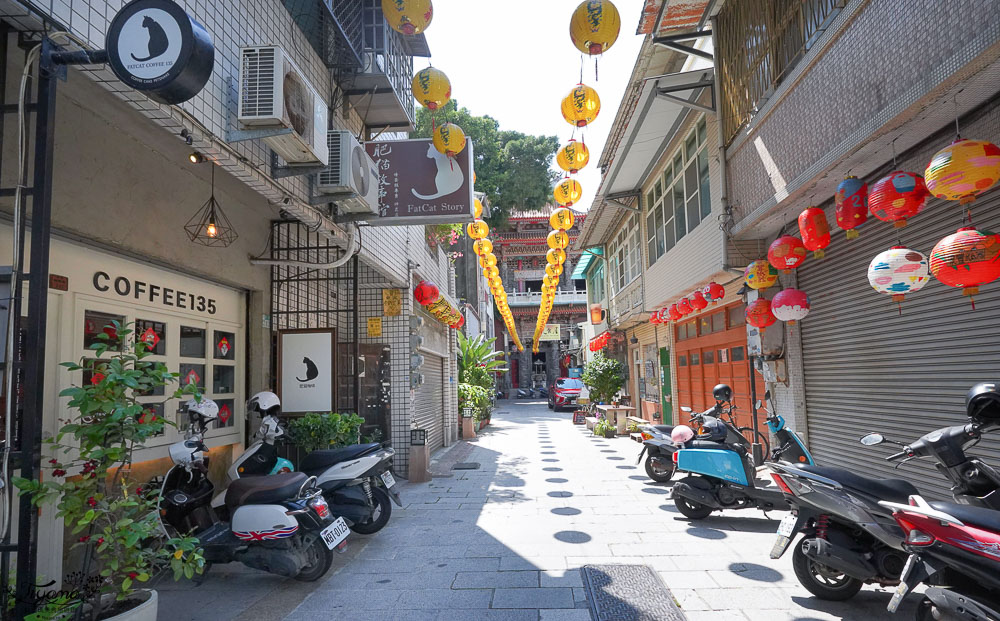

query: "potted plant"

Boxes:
[286, 412, 366, 454]
[581, 353, 626, 406]
[15, 322, 204, 620]
[594, 418, 616, 438]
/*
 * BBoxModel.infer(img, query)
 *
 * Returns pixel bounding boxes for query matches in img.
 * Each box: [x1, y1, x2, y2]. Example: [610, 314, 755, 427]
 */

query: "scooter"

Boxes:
[636, 423, 676, 483]
[671, 387, 813, 519]
[228, 392, 402, 535]
[767, 382, 1000, 601]
[517, 388, 531, 399]
[159, 399, 348, 581]
[880, 495, 1000, 619]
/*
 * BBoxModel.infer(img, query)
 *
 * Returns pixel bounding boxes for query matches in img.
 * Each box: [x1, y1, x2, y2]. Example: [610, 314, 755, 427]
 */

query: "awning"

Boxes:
[638, 0, 713, 37]
[571, 248, 603, 280]
[600, 68, 714, 199]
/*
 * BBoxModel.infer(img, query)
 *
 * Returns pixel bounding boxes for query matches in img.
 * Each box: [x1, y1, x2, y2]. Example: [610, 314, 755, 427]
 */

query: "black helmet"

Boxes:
[713, 384, 733, 403]
[966, 383, 1000, 422]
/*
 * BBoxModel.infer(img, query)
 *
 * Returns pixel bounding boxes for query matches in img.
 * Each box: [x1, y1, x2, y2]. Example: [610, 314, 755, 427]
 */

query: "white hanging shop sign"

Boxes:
[105, 0, 215, 105]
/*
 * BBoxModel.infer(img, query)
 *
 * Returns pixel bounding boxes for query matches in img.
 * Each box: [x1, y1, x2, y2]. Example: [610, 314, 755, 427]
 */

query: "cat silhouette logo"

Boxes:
[412, 144, 464, 200]
[297, 357, 320, 383]
[106, 0, 214, 105]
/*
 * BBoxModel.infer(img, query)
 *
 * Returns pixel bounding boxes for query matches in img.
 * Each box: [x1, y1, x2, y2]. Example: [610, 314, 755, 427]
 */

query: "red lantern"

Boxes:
[413, 280, 440, 306]
[835, 176, 869, 239]
[771, 288, 811, 325]
[690, 291, 709, 311]
[668, 304, 681, 321]
[868, 171, 929, 229]
[650, 311, 661, 324]
[798, 206, 831, 259]
[677, 298, 693, 315]
[768, 235, 807, 273]
[746, 298, 776, 331]
[450, 316, 465, 330]
[929, 226, 1000, 305]
[705, 282, 725, 304]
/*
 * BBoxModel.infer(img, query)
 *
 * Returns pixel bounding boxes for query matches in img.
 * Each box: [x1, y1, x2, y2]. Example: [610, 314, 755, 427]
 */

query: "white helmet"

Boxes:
[185, 397, 219, 423]
[671, 424, 695, 446]
[247, 391, 281, 417]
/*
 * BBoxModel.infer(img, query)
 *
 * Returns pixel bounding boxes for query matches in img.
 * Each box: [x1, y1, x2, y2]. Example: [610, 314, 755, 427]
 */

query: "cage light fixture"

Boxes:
[184, 164, 237, 248]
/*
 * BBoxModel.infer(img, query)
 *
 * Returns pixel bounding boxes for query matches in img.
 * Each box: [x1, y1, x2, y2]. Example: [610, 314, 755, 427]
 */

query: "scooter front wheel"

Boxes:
[295, 533, 334, 582]
[791, 538, 863, 601]
[349, 486, 392, 535]
[644, 454, 675, 483]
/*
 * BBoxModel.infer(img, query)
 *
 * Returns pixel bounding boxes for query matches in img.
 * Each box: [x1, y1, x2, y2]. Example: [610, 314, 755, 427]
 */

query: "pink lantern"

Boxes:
[771, 289, 811, 325]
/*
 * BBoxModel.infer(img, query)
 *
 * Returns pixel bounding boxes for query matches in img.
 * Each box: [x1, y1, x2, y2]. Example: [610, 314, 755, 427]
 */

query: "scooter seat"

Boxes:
[928, 501, 1000, 532]
[688, 439, 728, 450]
[650, 425, 675, 435]
[225, 472, 307, 512]
[300, 443, 382, 474]
[790, 463, 919, 504]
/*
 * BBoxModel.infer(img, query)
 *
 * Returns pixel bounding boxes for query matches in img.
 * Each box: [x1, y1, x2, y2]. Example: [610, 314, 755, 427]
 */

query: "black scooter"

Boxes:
[636, 423, 676, 482]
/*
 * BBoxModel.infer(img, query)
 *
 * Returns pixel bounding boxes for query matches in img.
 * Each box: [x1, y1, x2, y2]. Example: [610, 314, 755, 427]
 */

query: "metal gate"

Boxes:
[414, 355, 445, 451]
[798, 133, 1000, 498]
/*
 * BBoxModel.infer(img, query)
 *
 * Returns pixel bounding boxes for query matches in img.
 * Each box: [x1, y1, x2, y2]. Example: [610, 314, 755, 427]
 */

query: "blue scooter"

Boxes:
[671, 387, 813, 519]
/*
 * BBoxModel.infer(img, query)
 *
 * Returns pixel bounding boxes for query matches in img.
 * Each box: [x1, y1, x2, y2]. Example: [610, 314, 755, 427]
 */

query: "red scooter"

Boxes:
[881, 494, 1000, 620]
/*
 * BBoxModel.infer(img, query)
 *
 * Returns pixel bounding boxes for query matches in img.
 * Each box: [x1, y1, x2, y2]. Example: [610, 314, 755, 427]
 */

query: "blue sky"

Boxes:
[416, 0, 646, 213]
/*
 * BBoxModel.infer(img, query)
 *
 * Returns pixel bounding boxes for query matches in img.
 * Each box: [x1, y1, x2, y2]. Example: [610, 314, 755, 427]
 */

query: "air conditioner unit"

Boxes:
[316, 130, 380, 215]
[238, 46, 329, 166]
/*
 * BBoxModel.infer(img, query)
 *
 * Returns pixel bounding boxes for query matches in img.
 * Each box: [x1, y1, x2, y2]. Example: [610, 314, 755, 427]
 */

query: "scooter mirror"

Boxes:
[755, 400, 762, 410]
[764, 390, 771, 400]
[860, 433, 885, 446]
[681, 406, 692, 413]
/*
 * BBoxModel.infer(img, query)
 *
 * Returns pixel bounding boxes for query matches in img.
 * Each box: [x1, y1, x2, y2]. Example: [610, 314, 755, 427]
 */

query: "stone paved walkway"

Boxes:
[159, 400, 921, 620]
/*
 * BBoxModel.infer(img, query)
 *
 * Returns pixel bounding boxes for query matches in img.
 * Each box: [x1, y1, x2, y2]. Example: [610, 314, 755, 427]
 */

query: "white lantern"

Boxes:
[867, 246, 930, 304]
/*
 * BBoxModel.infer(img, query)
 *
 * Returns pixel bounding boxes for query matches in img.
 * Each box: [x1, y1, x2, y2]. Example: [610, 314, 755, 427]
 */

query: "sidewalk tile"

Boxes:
[492, 588, 576, 609]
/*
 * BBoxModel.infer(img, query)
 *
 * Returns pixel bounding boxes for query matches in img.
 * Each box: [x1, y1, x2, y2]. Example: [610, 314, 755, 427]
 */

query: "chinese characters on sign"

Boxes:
[382, 289, 402, 316]
[367, 317, 383, 338]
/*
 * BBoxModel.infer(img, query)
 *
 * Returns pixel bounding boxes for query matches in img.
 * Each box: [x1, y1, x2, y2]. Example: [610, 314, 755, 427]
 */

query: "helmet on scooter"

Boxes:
[184, 398, 219, 424]
[247, 391, 281, 417]
[713, 384, 733, 403]
[671, 425, 695, 446]
[966, 382, 1000, 423]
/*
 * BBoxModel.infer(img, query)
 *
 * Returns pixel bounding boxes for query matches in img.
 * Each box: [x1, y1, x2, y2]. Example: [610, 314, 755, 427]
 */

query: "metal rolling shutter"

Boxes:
[798, 194, 1000, 500]
[414, 355, 445, 451]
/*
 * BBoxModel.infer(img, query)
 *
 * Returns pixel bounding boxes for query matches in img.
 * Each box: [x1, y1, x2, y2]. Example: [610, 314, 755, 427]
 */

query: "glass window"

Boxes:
[673, 184, 686, 239]
[646, 210, 658, 264]
[728, 303, 746, 327]
[213, 365, 236, 394]
[731, 346, 746, 362]
[556, 379, 584, 389]
[663, 202, 676, 252]
[214, 330, 235, 360]
[712, 312, 725, 333]
[215, 399, 235, 429]
[703, 350, 715, 364]
[699, 316, 712, 335]
[686, 132, 697, 160]
[654, 180, 662, 202]
[180, 326, 206, 358]
[84, 310, 124, 350]
[663, 161, 674, 186]
[179, 363, 206, 390]
[699, 150, 712, 219]
[678, 355, 687, 367]
[654, 203, 665, 258]
[135, 319, 166, 356]
[690, 352, 700, 365]
[697, 117, 707, 145]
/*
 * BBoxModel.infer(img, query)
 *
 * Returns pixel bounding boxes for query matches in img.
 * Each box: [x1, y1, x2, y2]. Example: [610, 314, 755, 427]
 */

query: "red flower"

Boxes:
[90, 373, 105, 385]
[52, 469, 66, 477]
[78, 536, 89, 543]
[128, 572, 138, 579]
[135, 487, 143, 495]
[87, 497, 97, 507]
[96, 537, 104, 544]
[48, 459, 58, 465]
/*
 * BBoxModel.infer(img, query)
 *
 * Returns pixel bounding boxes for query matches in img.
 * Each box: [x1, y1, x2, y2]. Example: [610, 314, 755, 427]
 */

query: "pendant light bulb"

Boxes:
[206, 222, 218, 238]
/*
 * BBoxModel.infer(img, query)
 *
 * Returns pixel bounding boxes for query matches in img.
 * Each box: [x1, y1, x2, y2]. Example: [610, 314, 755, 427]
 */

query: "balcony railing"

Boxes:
[507, 290, 588, 307]
[283, 0, 365, 69]
[609, 280, 644, 326]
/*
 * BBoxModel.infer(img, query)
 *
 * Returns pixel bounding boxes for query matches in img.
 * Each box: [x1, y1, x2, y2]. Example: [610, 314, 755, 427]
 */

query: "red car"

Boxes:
[548, 378, 583, 411]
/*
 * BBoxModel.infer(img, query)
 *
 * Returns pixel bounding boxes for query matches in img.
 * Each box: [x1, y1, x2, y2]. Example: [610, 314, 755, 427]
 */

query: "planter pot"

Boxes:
[89, 589, 157, 621]
[601, 429, 616, 438]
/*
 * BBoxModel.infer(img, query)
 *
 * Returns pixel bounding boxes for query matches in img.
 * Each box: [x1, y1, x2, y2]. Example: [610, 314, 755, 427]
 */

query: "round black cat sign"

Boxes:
[105, 0, 214, 105]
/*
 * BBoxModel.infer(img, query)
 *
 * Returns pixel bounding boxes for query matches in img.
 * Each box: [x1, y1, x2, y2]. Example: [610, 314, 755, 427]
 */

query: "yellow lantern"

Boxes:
[544, 274, 559, 287]
[561, 84, 601, 128]
[381, 0, 433, 35]
[547, 248, 567, 265]
[473, 238, 493, 256]
[545, 263, 563, 279]
[570, 0, 621, 56]
[556, 139, 590, 174]
[467, 219, 489, 239]
[489, 277, 502, 290]
[547, 230, 570, 250]
[925, 138, 1000, 204]
[550, 207, 576, 231]
[474, 198, 484, 219]
[411, 66, 450, 110]
[433, 123, 467, 157]
[553, 179, 583, 207]
[483, 266, 499, 280]
[479, 253, 498, 269]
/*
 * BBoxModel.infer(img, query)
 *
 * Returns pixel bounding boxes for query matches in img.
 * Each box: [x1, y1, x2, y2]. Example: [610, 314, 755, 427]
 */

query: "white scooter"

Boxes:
[224, 392, 403, 535]
[159, 398, 350, 581]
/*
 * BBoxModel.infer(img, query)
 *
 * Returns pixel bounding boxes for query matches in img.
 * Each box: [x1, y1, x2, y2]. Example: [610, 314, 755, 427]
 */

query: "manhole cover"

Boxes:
[582, 564, 686, 621]
[453, 462, 481, 470]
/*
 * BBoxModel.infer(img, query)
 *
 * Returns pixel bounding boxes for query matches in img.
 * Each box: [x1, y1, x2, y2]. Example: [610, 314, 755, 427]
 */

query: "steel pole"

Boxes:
[748, 353, 763, 466]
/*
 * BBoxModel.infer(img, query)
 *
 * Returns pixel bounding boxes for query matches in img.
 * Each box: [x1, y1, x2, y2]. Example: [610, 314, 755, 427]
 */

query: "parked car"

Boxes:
[548, 378, 583, 411]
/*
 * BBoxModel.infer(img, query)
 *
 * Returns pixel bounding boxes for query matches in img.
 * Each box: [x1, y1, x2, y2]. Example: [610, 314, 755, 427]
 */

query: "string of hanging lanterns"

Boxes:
[533, 208, 575, 352]
[469, 205, 524, 351]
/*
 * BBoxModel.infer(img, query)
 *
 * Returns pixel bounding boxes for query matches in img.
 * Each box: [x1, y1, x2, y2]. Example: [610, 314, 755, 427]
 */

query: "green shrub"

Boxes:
[458, 332, 506, 390]
[459, 383, 492, 421]
[582, 353, 625, 405]
[594, 418, 616, 437]
[287, 412, 365, 453]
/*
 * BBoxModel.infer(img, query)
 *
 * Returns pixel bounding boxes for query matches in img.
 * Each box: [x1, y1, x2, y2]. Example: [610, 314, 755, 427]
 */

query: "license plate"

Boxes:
[887, 555, 917, 613]
[770, 535, 792, 559]
[380, 471, 396, 488]
[777, 513, 797, 537]
[320, 517, 350, 550]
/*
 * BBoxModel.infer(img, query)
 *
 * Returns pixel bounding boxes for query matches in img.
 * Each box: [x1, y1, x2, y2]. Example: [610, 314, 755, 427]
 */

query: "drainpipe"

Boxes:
[710, 16, 731, 273]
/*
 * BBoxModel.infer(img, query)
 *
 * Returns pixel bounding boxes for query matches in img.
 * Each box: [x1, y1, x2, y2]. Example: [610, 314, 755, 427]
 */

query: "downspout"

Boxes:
[710, 16, 731, 272]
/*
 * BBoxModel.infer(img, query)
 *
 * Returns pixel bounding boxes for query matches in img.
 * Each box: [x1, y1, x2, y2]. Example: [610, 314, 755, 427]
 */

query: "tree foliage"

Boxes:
[414, 100, 560, 227]
[582, 353, 626, 405]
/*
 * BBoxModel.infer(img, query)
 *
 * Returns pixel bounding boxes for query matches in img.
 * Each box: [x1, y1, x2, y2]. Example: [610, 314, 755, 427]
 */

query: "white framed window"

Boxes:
[609, 213, 640, 295]
[646, 117, 711, 265]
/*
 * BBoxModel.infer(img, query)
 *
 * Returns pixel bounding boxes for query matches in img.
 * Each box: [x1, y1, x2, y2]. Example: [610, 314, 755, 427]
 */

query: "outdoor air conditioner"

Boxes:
[316, 130, 380, 215]
[238, 46, 329, 166]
